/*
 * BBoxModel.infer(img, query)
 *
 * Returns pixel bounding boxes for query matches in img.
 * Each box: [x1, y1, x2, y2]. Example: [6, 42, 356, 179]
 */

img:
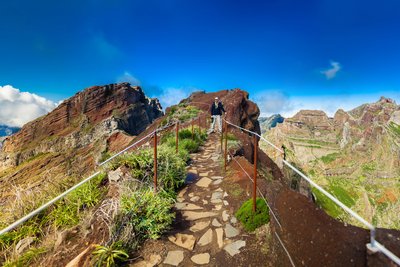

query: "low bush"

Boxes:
[3, 247, 47, 267]
[119, 188, 175, 241]
[92, 242, 129, 267]
[236, 198, 270, 232]
[44, 172, 107, 228]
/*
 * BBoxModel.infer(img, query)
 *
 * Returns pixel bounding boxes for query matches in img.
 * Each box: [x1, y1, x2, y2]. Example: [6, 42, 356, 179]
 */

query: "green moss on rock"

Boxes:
[235, 198, 270, 232]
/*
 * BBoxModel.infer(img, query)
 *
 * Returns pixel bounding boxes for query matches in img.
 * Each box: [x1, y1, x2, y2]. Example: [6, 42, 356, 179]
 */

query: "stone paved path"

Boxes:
[132, 135, 248, 266]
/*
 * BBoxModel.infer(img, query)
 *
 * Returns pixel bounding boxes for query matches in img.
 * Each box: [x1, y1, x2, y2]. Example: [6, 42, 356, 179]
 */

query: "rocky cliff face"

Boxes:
[0, 83, 163, 170]
[262, 97, 400, 229]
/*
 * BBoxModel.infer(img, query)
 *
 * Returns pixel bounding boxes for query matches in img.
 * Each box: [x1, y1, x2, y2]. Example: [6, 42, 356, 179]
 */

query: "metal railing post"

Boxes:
[154, 130, 158, 193]
[253, 134, 258, 212]
[224, 120, 228, 171]
[198, 116, 201, 135]
[176, 122, 179, 153]
[191, 119, 194, 140]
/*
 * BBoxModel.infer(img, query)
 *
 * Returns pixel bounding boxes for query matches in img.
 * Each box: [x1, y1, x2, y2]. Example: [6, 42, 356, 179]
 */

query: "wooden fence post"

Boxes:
[191, 119, 194, 140]
[253, 134, 258, 212]
[176, 122, 179, 153]
[154, 130, 158, 193]
[224, 120, 228, 171]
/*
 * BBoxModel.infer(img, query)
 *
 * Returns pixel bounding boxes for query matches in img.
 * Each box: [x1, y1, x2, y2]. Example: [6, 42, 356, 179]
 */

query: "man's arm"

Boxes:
[220, 103, 226, 113]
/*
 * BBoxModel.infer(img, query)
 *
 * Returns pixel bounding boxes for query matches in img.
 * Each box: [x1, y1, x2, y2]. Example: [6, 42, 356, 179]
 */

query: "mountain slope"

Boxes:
[262, 97, 400, 229]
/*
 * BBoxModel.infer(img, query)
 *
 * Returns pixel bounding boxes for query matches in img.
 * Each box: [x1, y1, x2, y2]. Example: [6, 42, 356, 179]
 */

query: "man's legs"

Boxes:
[208, 115, 216, 133]
[216, 115, 222, 133]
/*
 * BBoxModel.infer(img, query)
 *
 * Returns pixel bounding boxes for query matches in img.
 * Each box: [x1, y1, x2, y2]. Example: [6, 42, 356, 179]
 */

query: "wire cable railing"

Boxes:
[226, 149, 294, 266]
[222, 118, 400, 266]
[0, 112, 209, 237]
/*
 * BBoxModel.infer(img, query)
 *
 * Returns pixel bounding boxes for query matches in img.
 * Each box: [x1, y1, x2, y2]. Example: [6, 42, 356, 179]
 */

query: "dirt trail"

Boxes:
[131, 134, 269, 267]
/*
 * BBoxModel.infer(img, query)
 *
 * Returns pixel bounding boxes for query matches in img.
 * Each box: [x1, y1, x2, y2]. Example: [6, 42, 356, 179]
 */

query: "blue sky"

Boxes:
[1, 0, 400, 126]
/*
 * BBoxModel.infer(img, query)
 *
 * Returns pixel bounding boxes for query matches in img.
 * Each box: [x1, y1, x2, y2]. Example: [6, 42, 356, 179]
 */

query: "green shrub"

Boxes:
[320, 153, 339, 164]
[120, 188, 175, 240]
[236, 198, 270, 232]
[45, 173, 106, 228]
[92, 242, 129, 267]
[157, 145, 187, 191]
[179, 139, 200, 153]
[3, 247, 47, 267]
[0, 223, 42, 251]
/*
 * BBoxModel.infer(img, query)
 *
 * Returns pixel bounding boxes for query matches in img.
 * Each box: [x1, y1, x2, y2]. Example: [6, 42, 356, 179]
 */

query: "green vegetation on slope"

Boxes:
[236, 198, 270, 232]
[320, 153, 340, 164]
[312, 180, 357, 219]
[388, 122, 400, 136]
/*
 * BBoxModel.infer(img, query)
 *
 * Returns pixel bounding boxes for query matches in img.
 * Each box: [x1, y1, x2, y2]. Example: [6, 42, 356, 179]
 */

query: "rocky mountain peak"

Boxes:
[0, 83, 163, 169]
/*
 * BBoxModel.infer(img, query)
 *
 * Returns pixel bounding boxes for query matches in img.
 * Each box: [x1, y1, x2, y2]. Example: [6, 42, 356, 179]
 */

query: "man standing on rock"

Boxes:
[208, 97, 226, 134]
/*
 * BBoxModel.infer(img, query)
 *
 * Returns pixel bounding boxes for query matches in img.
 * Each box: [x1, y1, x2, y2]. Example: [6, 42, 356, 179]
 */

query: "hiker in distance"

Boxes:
[208, 97, 226, 134]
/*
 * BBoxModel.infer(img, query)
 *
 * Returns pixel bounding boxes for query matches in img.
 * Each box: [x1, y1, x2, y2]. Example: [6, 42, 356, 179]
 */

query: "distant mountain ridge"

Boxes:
[259, 114, 284, 133]
[262, 96, 400, 229]
[0, 125, 20, 137]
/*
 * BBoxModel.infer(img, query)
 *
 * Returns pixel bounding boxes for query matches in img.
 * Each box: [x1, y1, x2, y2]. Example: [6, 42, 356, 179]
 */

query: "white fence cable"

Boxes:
[274, 231, 296, 267]
[0, 171, 101, 236]
[98, 130, 156, 166]
[223, 119, 400, 266]
[375, 241, 400, 266]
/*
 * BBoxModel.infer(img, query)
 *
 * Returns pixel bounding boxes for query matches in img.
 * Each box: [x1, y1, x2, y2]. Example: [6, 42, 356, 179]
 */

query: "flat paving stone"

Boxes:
[222, 210, 230, 222]
[183, 211, 218, 221]
[212, 204, 222, 211]
[224, 240, 246, 256]
[199, 172, 209, 177]
[190, 196, 200, 202]
[211, 192, 223, 201]
[163, 250, 184, 266]
[175, 202, 203, 211]
[215, 228, 224, 248]
[198, 229, 213, 246]
[212, 218, 222, 227]
[132, 254, 161, 267]
[196, 178, 212, 188]
[212, 179, 223, 185]
[178, 188, 187, 198]
[211, 176, 224, 180]
[188, 193, 194, 198]
[202, 200, 208, 205]
[189, 220, 210, 232]
[168, 233, 196, 250]
[191, 253, 210, 265]
[225, 223, 240, 238]
[230, 216, 237, 224]
[223, 200, 229, 206]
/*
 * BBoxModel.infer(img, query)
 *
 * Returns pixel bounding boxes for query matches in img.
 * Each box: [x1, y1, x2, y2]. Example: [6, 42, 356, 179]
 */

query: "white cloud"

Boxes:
[116, 71, 141, 86]
[0, 85, 57, 127]
[156, 87, 200, 109]
[321, 61, 341, 79]
[254, 91, 294, 117]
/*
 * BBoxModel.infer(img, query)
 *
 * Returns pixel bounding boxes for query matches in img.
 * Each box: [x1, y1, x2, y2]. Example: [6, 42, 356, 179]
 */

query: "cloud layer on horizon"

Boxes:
[0, 85, 57, 127]
[156, 86, 200, 109]
[254, 90, 400, 118]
